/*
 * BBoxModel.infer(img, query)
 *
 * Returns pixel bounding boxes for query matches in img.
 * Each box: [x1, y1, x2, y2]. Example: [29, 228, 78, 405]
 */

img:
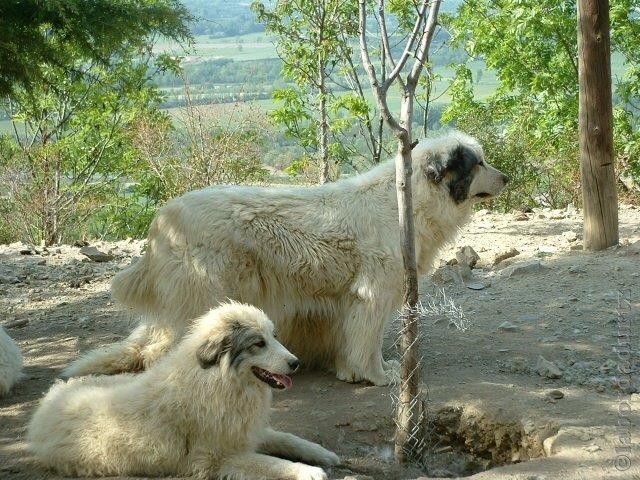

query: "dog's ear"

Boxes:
[424, 161, 445, 183]
[196, 337, 226, 369]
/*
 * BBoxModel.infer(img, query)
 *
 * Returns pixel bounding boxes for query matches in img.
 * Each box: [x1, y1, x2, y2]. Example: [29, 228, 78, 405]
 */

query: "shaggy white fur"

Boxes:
[63, 131, 507, 385]
[0, 325, 23, 396]
[29, 303, 339, 479]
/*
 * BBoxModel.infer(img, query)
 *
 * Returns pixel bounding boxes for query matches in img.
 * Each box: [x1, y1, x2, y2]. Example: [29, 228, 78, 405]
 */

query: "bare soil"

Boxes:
[1, 204, 639, 480]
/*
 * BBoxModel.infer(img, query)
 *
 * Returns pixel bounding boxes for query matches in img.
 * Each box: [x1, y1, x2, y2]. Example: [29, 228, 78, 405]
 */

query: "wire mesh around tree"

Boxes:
[389, 287, 470, 464]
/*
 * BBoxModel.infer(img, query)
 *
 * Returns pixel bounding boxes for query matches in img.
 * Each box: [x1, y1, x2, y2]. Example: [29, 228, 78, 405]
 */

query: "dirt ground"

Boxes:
[1, 204, 639, 480]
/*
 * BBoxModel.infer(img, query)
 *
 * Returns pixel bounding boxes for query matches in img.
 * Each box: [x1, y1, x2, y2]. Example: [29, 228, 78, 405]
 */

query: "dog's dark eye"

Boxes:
[255, 340, 266, 348]
[478, 160, 484, 167]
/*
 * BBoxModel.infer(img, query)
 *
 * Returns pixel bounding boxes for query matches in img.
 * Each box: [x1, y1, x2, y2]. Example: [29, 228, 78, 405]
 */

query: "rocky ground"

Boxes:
[1, 204, 639, 480]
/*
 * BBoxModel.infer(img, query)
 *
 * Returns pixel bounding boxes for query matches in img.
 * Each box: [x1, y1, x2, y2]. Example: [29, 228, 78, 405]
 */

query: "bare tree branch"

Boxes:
[382, 0, 430, 91]
[408, 0, 442, 85]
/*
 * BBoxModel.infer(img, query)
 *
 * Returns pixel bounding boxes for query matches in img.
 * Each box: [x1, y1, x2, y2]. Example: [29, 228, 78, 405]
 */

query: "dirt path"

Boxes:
[1, 205, 639, 479]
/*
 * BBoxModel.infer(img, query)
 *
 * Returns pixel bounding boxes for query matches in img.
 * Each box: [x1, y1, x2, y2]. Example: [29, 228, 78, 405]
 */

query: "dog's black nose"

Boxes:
[501, 174, 509, 184]
[288, 358, 300, 372]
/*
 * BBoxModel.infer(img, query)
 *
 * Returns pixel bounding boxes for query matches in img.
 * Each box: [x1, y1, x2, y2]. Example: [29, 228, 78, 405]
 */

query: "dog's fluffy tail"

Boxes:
[110, 252, 158, 315]
[61, 325, 149, 378]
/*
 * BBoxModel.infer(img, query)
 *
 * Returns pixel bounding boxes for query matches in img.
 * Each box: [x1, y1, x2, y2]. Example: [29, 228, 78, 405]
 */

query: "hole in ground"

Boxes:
[418, 406, 558, 478]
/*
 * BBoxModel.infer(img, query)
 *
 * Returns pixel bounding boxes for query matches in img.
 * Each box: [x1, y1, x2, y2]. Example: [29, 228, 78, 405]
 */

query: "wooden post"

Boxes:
[578, 0, 618, 250]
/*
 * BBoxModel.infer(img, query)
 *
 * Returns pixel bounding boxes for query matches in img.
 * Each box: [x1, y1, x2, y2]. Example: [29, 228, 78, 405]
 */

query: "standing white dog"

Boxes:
[29, 303, 339, 479]
[64, 131, 508, 385]
[0, 325, 23, 396]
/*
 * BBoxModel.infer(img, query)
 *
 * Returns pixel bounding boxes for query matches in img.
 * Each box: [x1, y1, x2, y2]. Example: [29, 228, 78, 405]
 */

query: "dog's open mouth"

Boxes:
[251, 366, 292, 390]
[474, 192, 493, 199]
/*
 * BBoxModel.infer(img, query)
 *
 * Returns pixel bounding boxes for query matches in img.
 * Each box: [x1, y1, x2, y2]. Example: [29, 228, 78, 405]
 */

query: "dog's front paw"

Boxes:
[312, 448, 340, 467]
[292, 463, 327, 480]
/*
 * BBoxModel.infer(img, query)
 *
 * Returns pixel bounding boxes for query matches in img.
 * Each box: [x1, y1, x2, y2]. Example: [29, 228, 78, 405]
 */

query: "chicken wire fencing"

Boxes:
[387, 287, 471, 464]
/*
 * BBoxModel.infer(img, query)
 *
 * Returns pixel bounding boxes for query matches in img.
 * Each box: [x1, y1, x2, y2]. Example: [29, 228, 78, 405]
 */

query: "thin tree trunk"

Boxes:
[577, 0, 618, 250]
[318, 62, 330, 184]
[358, 0, 441, 463]
[394, 81, 421, 463]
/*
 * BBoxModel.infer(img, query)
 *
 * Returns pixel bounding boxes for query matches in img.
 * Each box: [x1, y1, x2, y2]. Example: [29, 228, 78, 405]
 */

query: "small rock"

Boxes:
[434, 445, 453, 454]
[433, 265, 460, 284]
[536, 356, 563, 379]
[466, 282, 486, 290]
[0, 276, 20, 284]
[562, 231, 578, 242]
[505, 260, 546, 277]
[568, 265, 586, 274]
[498, 321, 519, 332]
[585, 445, 601, 453]
[457, 262, 473, 280]
[73, 240, 89, 247]
[79, 245, 113, 262]
[456, 246, 480, 268]
[537, 245, 557, 256]
[3, 319, 29, 329]
[543, 435, 558, 456]
[351, 420, 378, 432]
[493, 247, 520, 266]
[508, 356, 530, 374]
[570, 244, 583, 251]
[523, 420, 536, 435]
[69, 276, 92, 288]
[515, 213, 530, 221]
[547, 389, 564, 400]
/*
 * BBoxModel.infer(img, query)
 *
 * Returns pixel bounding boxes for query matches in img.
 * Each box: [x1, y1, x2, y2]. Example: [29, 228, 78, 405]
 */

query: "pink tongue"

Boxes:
[272, 373, 293, 389]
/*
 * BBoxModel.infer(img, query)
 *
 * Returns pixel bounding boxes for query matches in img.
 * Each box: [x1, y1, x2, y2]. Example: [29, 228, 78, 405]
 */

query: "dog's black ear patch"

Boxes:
[445, 145, 480, 204]
[196, 337, 226, 369]
[227, 322, 265, 368]
[197, 322, 264, 369]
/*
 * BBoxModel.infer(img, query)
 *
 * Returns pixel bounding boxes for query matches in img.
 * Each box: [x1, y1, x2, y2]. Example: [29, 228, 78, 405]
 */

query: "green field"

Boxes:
[154, 32, 630, 124]
[155, 32, 279, 62]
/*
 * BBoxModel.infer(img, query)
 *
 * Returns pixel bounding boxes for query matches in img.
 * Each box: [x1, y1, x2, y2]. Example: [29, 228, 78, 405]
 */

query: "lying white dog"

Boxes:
[0, 325, 23, 396]
[29, 303, 339, 479]
[64, 131, 507, 385]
